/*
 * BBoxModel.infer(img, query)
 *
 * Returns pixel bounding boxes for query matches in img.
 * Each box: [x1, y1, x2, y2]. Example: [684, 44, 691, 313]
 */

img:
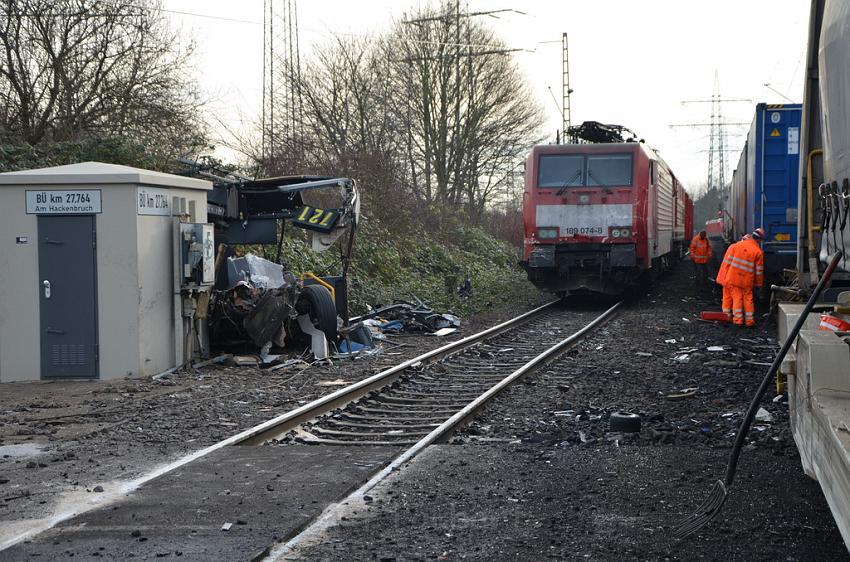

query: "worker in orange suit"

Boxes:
[721, 228, 765, 327]
[715, 239, 738, 320]
[689, 230, 712, 286]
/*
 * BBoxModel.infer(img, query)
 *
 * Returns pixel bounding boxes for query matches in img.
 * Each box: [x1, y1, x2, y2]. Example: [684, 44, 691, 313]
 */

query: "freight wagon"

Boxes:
[728, 103, 802, 276]
[521, 125, 693, 296]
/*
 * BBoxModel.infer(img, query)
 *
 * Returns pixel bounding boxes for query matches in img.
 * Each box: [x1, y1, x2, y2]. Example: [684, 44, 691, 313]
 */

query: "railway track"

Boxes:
[236, 300, 620, 447]
[260, 299, 621, 560]
[284, 308, 618, 446]
[0, 299, 621, 558]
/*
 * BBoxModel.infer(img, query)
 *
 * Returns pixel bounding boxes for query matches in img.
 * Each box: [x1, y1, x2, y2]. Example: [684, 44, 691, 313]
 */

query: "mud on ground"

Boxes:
[295, 264, 849, 561]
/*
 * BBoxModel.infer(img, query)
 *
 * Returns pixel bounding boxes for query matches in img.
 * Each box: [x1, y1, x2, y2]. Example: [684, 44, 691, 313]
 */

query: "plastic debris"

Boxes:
[221, 522, 233, 531]
[636, 352, 653, 357]
[703, 359, 738, 367]
[706, 346, 726, 352]
[664, 339, 677, 344]
[431, 327, 457, 337]
[227, 253, 286, 289]
[351, 297, 461, 334]
[673, 354, 691, 363]
[339, 339, 368, 353]
[755, 407, 774, 423]
[318, 379, 349, 387]
[664, 387, 699, 401]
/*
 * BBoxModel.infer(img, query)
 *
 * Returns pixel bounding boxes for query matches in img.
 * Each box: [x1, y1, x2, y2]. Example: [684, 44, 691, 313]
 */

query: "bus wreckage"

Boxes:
[178, 160, 361, 360]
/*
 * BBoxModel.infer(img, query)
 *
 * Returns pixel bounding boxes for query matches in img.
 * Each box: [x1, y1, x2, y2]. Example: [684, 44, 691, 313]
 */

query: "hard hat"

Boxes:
[752, 227, 766, 240]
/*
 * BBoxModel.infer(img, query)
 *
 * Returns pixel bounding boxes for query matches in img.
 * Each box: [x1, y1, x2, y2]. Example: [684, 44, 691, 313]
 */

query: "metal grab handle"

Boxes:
[43, 280, 51, 299]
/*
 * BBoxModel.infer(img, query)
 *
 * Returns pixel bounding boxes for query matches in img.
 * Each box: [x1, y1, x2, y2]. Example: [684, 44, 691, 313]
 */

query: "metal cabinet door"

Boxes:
[38, 215, 98, 379]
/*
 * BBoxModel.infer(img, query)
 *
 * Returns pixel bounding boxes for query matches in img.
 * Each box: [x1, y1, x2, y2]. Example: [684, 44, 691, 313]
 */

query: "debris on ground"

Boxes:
[664, 388, 699, 401]
[755, 407, 774, 423]
[317, 379, 350, 387]
[352, 298, 461, 336]
[209, 277, 300, 349]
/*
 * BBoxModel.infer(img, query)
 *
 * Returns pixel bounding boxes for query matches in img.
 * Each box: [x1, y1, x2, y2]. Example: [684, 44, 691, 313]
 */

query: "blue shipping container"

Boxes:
[728, 102, 801, 275]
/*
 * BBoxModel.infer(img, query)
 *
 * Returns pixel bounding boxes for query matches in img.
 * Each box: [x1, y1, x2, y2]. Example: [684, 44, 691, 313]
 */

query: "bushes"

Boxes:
[0, 137, 181, 173]
[274, 218, 536, 317]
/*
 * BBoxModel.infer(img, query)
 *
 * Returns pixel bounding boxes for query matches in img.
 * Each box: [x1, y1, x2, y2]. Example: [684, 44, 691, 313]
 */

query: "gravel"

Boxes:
[293, 265, 850, 561]
[0, 294, 546, 524]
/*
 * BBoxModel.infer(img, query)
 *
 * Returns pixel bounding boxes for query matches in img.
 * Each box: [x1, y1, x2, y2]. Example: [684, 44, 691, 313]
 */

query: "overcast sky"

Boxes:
[163, 0, 810, 193]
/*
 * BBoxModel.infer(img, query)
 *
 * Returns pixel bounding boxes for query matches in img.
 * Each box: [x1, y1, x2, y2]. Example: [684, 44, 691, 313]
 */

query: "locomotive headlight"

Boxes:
[609, 226, 632, 239]
[536, 227, 559, 240]
[611, 229, 621, 238]
[620, 228, 631, 238]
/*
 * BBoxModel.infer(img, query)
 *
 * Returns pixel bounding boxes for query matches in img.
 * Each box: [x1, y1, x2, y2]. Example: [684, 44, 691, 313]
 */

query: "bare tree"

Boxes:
[385, 5, 544, 218]
[0, 0, 205, 153]
[246, 2, 542, 231]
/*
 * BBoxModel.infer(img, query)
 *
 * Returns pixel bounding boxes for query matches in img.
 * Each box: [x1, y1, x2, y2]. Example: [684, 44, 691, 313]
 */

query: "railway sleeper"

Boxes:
[338, 413, 451, 423]
[370, 396, 473, 407]
[293, 433, 418, 446]
[378, 389, 485, 399]
[324, 420, 441, 430]
[354, 405, 462, 416]
[309, 426, 432, 438]
[400, 381, 496, 392]
[378, 388, 485, 400]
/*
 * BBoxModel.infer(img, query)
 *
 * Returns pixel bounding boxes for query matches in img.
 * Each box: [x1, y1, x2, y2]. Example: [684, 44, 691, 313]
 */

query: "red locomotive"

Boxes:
[521, 122, 693, 296]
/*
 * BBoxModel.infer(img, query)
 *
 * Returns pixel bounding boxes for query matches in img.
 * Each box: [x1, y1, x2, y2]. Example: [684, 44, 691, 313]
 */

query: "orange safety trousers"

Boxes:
[721, 285, 732, 319]
[728, 285, 755, 326]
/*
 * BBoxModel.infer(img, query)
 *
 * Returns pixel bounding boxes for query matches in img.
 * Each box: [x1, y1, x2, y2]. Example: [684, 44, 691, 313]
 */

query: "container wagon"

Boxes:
[521, 126, 693, 296]
[727, 103, 802, 276]
[777, 0, 850, 553]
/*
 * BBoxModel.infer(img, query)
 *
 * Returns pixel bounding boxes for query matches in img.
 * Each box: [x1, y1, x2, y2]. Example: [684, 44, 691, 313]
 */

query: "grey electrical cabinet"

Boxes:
[180, 223, 215, 287]
[0, 162, 212, 382]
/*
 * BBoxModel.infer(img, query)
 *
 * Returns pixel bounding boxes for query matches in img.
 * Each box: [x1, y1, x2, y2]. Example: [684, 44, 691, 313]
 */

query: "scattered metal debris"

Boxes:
[352, 298, 461, 334]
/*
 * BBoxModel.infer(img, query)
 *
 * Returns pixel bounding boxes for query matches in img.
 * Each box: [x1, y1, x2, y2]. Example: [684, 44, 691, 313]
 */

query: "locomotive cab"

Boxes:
[521, 129, 690, 296]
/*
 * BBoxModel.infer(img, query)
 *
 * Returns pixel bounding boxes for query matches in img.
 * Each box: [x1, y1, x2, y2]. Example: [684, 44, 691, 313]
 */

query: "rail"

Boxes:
[264, 300, 622, 560]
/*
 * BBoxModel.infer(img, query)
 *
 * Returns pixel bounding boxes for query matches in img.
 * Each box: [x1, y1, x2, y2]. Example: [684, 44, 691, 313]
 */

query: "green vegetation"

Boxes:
[272, 218, 536, 317]
[0, 138, 181, 174]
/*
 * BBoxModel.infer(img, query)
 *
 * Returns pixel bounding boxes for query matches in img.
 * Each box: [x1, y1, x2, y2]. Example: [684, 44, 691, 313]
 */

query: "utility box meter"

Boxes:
[180, 223, 215, 286]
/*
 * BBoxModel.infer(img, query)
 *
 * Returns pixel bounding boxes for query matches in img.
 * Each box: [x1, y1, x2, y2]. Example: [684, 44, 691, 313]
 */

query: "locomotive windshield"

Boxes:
[537, 153, 633, 188]
[538, 154, 584, 188]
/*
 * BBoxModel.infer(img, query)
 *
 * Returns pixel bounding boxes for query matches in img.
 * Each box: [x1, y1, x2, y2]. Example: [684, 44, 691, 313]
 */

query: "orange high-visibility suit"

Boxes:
[689, 233, 713, 286]
[715, 242, 737, 320]
[721, 238, 764, 326]
[689, 234, 712, 264]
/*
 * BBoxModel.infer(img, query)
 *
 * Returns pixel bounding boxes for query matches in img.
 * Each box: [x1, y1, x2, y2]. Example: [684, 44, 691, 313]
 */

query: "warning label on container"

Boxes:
[788, 127, 799, 155]
[770, 128, 781, 137]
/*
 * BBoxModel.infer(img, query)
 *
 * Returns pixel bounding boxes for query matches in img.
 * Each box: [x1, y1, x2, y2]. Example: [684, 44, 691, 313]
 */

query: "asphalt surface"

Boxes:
[0, 445, 399, 561]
